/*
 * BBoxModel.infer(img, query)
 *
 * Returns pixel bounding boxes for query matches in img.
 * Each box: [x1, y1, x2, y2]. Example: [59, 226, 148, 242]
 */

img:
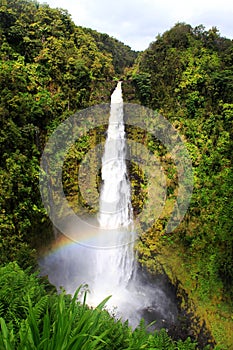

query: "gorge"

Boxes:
[39, 82, 180, 331]
[0, 1, 232, 348]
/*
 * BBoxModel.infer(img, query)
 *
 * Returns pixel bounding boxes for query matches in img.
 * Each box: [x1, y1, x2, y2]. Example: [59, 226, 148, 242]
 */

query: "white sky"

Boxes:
[38, 0, 233, 50]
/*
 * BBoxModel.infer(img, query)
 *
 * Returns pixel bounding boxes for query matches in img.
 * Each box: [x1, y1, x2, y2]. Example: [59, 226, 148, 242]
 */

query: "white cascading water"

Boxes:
[39, 82, 179, 330]
[98, 81, 132, 229]
[88, 81, 136, 310]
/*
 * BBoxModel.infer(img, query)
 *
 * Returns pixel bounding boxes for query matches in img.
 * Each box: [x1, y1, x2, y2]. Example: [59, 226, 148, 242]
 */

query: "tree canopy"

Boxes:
[0, 2, 232, 348]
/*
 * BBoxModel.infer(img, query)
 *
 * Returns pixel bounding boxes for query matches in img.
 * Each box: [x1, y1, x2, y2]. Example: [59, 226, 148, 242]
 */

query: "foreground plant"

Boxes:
[0, 263, 201, 349]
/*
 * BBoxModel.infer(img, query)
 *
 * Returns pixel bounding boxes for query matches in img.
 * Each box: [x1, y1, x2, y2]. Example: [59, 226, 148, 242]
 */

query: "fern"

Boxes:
[0, 263, 198, 350]
[0, 262, 46, 331]
[176, 337, 197, 350]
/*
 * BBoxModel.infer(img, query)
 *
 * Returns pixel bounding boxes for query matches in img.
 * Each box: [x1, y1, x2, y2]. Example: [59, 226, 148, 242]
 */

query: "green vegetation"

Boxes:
[0, 0, 232, 348]
[0, 0, 131, 268]
[0, 263, 198, 350]
[81, 27, 138, 75]
[128, 23, 233, 348]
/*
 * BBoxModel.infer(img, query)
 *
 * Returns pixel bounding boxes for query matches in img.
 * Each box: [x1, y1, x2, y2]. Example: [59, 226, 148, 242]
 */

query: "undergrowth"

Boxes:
[0, 262, 203, 350]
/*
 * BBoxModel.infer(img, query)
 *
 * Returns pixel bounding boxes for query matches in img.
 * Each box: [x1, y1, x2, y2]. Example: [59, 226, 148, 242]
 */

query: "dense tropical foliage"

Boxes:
[0, 0, 136, 268]
[130, 22, 233, 295]
[128, 23, 233, 348]
[0, 0, 232, 348]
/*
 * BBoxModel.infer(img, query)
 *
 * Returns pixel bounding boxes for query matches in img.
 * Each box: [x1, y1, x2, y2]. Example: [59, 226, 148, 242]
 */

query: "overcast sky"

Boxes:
[38, 0, 233, 51]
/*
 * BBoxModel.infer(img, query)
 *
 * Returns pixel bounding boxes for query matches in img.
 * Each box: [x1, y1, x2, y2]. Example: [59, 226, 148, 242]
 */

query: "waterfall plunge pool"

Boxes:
[38, 233, 188, 334]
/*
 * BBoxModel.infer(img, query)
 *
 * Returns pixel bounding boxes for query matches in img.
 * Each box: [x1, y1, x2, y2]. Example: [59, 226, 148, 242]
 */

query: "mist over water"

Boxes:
[39, 82, 179, 330]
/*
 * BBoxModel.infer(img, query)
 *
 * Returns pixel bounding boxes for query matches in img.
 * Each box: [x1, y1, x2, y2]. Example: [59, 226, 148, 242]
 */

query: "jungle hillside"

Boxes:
[0, 0, 232, 349]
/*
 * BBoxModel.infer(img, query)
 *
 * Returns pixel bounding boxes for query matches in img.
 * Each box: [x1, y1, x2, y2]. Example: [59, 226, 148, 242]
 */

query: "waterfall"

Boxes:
[98, 81, 133, 229]
[39, 82, 179, 330]
[89, 81, 136, 307]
